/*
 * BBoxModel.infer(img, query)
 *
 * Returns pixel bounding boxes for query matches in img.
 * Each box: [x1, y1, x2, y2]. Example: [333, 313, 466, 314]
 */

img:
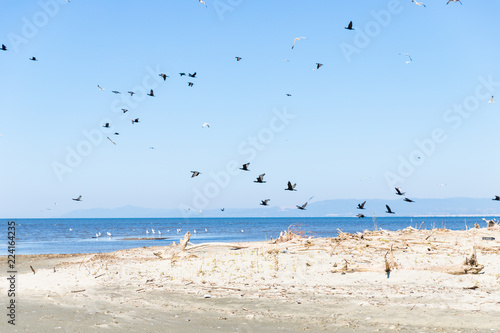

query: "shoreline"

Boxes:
[2, 226, 500, 332]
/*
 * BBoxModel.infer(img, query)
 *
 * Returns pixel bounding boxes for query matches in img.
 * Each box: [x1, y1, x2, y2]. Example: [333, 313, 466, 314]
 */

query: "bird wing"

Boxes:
[386, 205, 391, 212]
[348, 21, 353, 29]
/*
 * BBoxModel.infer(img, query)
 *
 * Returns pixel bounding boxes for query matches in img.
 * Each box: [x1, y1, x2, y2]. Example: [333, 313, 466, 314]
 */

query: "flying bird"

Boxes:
[489, 96, 495, 103]
[235, 57, 242, 61]
[395, 187, 405, 196]
[1, 44, 7, 51]
[412, 0, 426, 7]
[296, 202, 308, 210]
[285, 181, 297, 191]
[111, 91, 121, 94]
[221, 208, 225, 212]
[131, 118, 139, 124]
[345, 21, 354, 30]
[29, 57, 37, 61]
[188, 72, 197, 78]
[314, 63, 323, 70]
[357, 201, 366, 210]
[179, 73, 186, 76]
[254, 174, 266, 183]
[492, 196, 500, 201]
[286, 94, 292, 97]
[447, 0, 462, 4]
[260, 199, 270, 206]
[239, 163, 250, 171]
[147, 89, 154, 97]
[72, 195, 82, 201]
[107, 136, 116, 145]
[188, 82, 194, 87]
[291, 37, 306, 49]
[103, 123, 110, 128]
[202, 122, 210, 128]
[114, 132, 120, 135]
[97, 85, 105, 91]
[121, 109, 128, 113]
[385, 205, 395, 214]
[191, 171, 201, 178]
[159, 73, 169, 81]
[356, 214, 365, 218]
[399, 53, 412, 63]
[128, 91, 135, 96]
[403, 198, 415, 203]
[199, 0, 207, 6]
[107, 232, 112, 237]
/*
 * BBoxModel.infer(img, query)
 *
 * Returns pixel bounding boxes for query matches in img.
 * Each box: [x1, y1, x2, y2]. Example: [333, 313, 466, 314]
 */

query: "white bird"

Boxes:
[96, 233, 100, 238]
[152, 229, 155, 234]
[291, 37, 306, 49]
[488, 96, 495, 103]
[241, 229, 244, 233]
[399, 53, 412, 63]
[199, 0, 207, 6]
[158, 230, 161, 235]
[194, 229, 197, 234]
[69, 228, 73, 231]
[202, 122, 210, 128]
[447, 0, 462, 5]
[107, 232, 112, 237]
[146, 230, 149, 234]
[205, 228, 208, 232]
[412, 0, 426, 7]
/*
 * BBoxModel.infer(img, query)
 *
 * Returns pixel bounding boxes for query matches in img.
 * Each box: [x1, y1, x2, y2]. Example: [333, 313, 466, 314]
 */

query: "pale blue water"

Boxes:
[0, 217, 493, 255]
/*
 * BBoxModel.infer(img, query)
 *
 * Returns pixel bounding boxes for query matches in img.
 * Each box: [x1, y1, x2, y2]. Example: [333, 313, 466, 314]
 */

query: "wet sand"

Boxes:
[2, 225, 500, 332]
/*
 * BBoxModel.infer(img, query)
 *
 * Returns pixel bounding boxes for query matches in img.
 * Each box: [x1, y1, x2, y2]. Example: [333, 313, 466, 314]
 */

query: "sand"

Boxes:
[1, 225, 500, 332]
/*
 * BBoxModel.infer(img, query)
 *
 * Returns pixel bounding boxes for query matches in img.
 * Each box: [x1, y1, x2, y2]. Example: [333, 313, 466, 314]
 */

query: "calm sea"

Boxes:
[1, 216, 494, 255]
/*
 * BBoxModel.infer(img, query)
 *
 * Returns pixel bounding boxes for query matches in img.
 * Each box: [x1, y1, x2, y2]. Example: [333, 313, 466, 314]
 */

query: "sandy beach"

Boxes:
[2, 225, 500, 332]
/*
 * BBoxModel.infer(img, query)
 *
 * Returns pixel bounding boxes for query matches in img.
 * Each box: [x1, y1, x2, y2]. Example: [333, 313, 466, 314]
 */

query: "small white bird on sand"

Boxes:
[291, 37, 306, 49]
[202, 122, 210, 128]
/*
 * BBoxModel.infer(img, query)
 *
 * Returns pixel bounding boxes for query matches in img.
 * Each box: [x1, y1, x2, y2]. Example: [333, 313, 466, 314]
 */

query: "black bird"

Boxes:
[235, 57, 242, 61]
[103, 123, 110, 128]
[29, 57, 37, 61]
[1, 44, 7, 51]
[72, 195, 82, 201]
[147, 89, 154, 97]
[221, 208, 225, 212]
[114, 132, 120, 135]
[395, 187, 405, 196]
[286, 94, 292, 97]
[188, 72, 197, 78]
[493, 196, 500, 201]
[356, 214, 365, 218]
[385, 205, 395, 214]
[131, 118, 139, 124]
[188, 82, 194, 87]
[315, 63, 323, 70]
[254, 174, 266, 183]
[403, 198, 415, 203]
[128, 91, 135, 96]
[285, 181, 297, 191]
[121, 109, 128, 113]
[179, 73, 186, 76]
[191, 171, 201, 178]
[357, 201, 366, 209]
[296, 202, 307, 210]
[159, 73, 169, 81]
[260, 199, 270, 206]
[111, 91, 121, 94]
[345, 21, 354, 30]
[239, 163, 250, 171]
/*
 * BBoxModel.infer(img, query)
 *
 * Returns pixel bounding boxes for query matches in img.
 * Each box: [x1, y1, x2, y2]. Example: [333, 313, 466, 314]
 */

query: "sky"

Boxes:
[1, 0, 500, 218]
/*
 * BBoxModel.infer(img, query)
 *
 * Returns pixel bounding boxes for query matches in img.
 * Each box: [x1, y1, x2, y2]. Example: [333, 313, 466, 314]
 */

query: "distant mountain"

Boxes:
[60, 198, 500, 218]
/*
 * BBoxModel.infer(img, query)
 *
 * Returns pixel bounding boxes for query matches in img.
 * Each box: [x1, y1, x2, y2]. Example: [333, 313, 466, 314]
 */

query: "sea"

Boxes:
[1, 216, 495, 255]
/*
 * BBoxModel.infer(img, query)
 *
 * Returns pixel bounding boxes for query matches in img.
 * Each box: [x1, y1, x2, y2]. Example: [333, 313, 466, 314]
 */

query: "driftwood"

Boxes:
[179, 231, 191, 251]
[428, 246, 484, 275]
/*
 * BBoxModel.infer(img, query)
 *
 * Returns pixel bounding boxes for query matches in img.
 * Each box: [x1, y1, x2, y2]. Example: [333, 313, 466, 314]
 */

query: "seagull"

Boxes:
[489, 96, 495, 103]
[1, 44, 7, 51]
[29, 57, 38, 61]
[447, 0, 462, 4]
[188, 72, 197, 78]
[285, 181, 297, 191]
[291, 37, 306, 49]
[345, 21, 354, 30]
[260, 199, 270, 206]
[111, 91, 121, 94]
[97, 85, 105, 91]
[296, 202, 307, 210]
[254, 174, 266, 183]
[146, 230, 149, 234]
[412, 0, 426, 7]
[385, 205, 395, 214]
[179, 73, 186, 76]
[96, 232, 101, 238]
[202, 122, 210, 128]
[399, 53, 412, 63]
[356, 214, 365, 218]
[147, 89, 154, 97]
[395, 187, 406, 196]
[313, 63, 323, 70]
[199, 0, 207, 7]
[131, 118, 139, 124]
[357, 201, 366, 210]
[107, 137, 116, 145]
[107, 232, 112, 237]
[188, 82, 194, 87]
[235, 57, 242, 61]
[158, 230, 161, 235]
[403, 198, 415, 203]
[492, 196, 500, 201]
[152, 229, 155, 234]
[191, 171, 201, 178]
[121, 109, 128, 113]
[128, 91, 135, 96]
[239, 163, 250, 171]
[159, 73, 169, 81]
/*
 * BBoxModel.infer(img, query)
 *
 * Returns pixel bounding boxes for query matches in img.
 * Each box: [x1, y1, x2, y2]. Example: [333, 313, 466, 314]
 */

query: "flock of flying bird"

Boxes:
[3, 0, 497, 220]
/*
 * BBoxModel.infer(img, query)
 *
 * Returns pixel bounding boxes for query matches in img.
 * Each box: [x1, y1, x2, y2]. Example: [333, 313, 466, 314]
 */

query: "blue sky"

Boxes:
[1, 0, 499, 218]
